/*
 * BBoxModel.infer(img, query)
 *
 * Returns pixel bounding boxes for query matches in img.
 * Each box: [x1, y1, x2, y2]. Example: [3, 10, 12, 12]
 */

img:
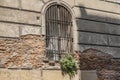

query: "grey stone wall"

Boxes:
[74, 0, 120, 58]
[0, 0, 120, 57]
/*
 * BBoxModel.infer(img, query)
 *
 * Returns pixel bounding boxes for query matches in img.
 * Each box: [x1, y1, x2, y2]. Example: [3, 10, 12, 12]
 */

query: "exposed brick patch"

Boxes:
[0, 34, 45, 69]
[97, 69, 120, 80]
[78, 48, 113, 70]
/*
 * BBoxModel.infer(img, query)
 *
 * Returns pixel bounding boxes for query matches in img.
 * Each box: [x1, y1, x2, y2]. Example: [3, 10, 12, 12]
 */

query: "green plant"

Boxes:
[60, 54, 78, 79]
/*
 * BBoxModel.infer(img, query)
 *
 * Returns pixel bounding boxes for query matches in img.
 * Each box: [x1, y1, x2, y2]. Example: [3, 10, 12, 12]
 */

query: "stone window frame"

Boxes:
[41, 0, 78, 53]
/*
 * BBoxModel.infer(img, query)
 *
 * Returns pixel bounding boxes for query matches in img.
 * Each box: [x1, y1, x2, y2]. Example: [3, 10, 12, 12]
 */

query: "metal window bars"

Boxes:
[45, 5, 73, 61]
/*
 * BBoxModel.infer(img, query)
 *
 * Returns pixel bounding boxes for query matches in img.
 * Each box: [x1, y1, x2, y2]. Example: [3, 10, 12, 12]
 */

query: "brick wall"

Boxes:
[0, 34, 45, 68]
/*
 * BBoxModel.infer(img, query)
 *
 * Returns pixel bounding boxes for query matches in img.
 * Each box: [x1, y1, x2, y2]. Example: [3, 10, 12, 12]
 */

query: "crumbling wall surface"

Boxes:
[97, 69, 120, 80]
[0, 34, 45, 68]
[79, 49, 113, 70]
[97, 58, 120, 80]
[77, 48, 120, 80]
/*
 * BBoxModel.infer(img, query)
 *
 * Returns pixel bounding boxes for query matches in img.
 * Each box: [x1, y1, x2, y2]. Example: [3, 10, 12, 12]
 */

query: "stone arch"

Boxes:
[41, 0, 78, 51]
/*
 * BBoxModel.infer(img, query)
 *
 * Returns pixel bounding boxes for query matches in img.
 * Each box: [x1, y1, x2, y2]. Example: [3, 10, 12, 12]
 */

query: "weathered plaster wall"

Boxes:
[0, 0, 120, 57]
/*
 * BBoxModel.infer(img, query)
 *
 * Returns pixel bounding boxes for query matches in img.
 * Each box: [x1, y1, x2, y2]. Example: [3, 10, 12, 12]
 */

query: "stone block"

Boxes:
[80, 70, 98, 80]
[43, 70, 69, 80]
[43, 0, 51, 3]
[0, 69, 41, 80]
[107, 47, 120, 58]
[78, 32, 108, 45]
[106, 23, 120, 35]
[61, 0, 75, 7]
[84, 9, 105, 22]
[109, 35, 120, 47]
[116, 0, 120, 3]
[76, 19, 109, 33]
[21, 26, 41, 35]
[19, 70, 33, 80]
[73, 7, 106, 21]
[43, 69, 80, 80]
[77, 19, 120, 35]
[0, 23, 19, 37]
[73, 7, 120, 24]
[105, 12, 120, 24]
[75, 0, 119, 13]
[107, 0, 120, 3]
[0, 7, 41, 25]
[73, 7, 81, 18]
[0, 0, 19, 8]
[21, 0, 44, 12]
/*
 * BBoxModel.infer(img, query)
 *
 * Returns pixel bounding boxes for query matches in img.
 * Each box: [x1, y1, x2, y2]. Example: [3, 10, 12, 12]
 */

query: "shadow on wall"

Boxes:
[76, 3, 120, 57]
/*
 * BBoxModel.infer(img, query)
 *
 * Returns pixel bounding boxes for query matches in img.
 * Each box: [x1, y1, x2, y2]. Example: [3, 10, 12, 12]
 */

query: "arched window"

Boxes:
[45, 4, 73, 60]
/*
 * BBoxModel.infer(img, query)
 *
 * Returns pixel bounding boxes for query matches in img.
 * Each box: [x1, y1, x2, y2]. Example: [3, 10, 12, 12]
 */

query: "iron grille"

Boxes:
[45, 5, 73, 60]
